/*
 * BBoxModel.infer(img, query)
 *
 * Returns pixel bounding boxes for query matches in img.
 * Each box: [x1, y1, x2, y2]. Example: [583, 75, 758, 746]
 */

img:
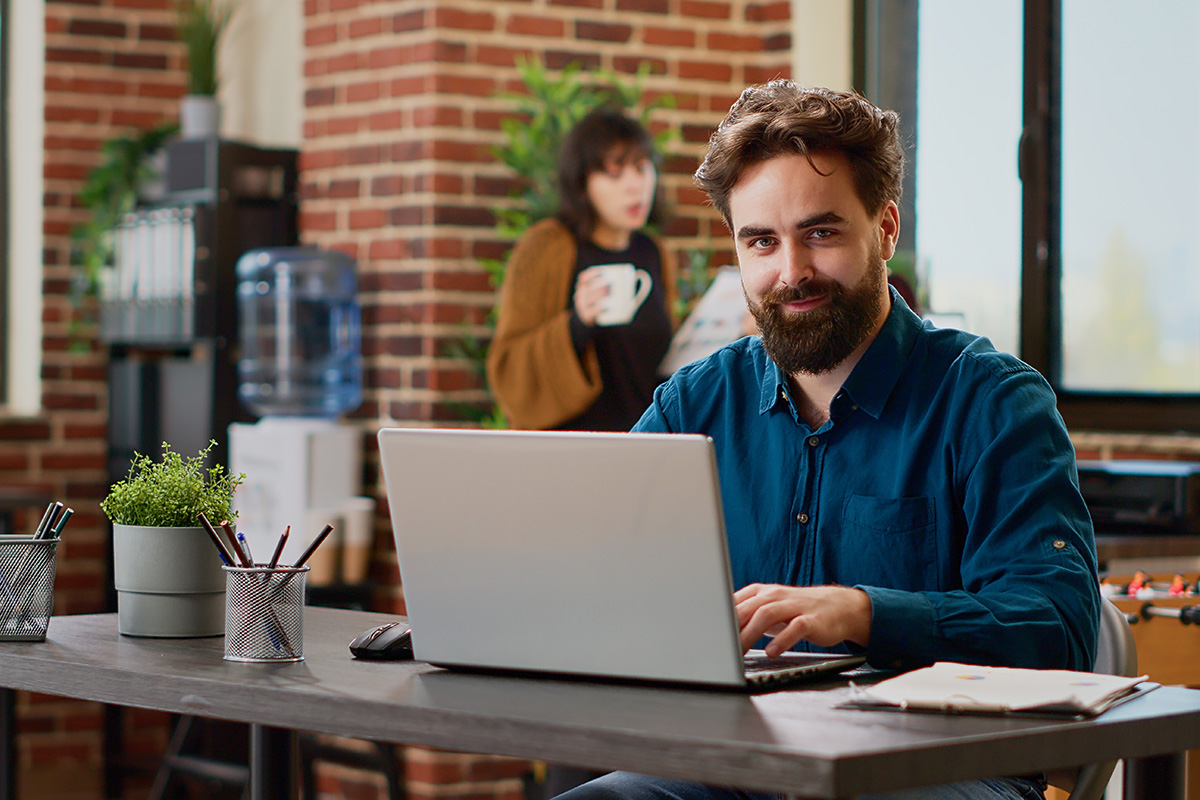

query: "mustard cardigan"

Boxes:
[486, 218, 677, 430]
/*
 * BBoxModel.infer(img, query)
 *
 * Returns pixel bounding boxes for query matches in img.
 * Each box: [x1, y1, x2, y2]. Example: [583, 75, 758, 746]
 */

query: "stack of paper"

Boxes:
[845, 662, 1152, 717]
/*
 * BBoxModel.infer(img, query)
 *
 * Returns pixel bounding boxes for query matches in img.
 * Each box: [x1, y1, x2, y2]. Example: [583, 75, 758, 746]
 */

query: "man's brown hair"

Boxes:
[694, 81, 905, 225]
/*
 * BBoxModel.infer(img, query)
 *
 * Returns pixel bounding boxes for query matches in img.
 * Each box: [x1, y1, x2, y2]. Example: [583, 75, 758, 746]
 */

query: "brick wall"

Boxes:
[300, 1, 790, 798]
[2, 1, 185, 796]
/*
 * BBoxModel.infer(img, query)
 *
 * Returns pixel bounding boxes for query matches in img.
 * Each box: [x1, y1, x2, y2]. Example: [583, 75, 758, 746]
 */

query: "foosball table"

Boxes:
[1106, 573, 1200, 800]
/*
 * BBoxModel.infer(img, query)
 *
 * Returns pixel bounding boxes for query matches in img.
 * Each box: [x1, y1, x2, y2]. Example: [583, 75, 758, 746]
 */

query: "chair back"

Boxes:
[1060, 596, 1138, 800]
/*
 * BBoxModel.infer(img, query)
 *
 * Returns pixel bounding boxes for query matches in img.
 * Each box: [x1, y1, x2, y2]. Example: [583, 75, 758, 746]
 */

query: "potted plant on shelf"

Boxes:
[102, 441, 244, 637]
[177, 0, 236, 139]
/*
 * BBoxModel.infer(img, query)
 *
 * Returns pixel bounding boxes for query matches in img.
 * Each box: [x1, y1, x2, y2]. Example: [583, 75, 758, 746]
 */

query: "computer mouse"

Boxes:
[348, 622, 414, 661]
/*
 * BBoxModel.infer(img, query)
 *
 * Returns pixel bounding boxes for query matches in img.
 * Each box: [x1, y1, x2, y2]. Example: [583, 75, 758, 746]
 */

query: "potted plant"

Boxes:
[102, 441, 244, 637]
[176, 0, 236, 138]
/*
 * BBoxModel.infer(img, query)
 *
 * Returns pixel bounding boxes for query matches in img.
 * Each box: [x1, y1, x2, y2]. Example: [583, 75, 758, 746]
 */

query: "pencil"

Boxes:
[221, 520, 251, 567]
[293, 524, 334, 569]
[268, 526, 290, 569]
[198, 512, 236, 565]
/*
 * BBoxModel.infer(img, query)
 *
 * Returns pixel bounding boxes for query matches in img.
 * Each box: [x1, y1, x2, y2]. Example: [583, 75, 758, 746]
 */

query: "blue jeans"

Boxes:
[553, 771, 1045, 800]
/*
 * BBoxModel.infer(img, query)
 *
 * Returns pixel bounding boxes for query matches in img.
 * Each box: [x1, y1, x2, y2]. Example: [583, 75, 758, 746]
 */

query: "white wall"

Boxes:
[792, 0, 853, 91]
[4, 0, 44, 415]
[219, 0, 302, 148]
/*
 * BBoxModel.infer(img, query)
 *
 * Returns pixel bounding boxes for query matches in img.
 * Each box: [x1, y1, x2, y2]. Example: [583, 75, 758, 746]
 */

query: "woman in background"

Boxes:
[487, 109, 677, 431]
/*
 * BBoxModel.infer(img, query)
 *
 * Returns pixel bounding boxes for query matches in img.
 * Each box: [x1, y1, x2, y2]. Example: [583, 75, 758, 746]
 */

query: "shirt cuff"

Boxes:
[858, 585, 936, 671]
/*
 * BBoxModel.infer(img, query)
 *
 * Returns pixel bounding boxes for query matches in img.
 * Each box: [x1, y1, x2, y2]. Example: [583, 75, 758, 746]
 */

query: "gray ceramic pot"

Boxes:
[112, 524, 225, 637]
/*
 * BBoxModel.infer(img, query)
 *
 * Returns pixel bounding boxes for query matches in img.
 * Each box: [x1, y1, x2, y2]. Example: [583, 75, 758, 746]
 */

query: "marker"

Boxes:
[47, 508, 73, 539]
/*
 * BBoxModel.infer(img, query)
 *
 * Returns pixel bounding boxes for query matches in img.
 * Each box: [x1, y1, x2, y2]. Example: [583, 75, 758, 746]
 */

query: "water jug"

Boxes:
[236, 247, 363, 418]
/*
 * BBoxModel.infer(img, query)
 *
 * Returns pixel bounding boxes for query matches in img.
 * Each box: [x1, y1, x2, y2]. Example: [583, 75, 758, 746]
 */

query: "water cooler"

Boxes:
[228, 247, 373, 585]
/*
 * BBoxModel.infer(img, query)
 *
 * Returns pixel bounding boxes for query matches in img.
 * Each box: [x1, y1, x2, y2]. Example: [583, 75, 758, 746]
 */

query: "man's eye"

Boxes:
[749, 237, 775, 250]
[810, 229, 835, 240]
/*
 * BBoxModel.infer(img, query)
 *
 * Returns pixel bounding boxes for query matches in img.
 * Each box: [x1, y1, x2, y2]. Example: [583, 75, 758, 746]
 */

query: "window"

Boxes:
[867, 0, 1200, 433]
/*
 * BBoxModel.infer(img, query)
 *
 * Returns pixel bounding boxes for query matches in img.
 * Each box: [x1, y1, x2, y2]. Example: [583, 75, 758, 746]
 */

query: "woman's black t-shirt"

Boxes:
[561, 232, 673, 431]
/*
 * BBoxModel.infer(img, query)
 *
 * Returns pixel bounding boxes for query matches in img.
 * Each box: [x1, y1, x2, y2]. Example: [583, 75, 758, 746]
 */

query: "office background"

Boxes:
[1, 1, 1198, 798]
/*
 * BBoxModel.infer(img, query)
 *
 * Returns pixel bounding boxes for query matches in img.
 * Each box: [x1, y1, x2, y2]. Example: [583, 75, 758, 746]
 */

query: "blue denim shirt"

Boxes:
[634, 292, 1099, 671]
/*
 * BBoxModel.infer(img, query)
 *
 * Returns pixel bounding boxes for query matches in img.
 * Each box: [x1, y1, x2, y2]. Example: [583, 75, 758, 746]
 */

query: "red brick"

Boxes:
[348, 208, 386, 230]
[746, 1, 791, 22]
[574, 20, 633, 43]
[433, 7, 495, 31]
[348, 16, 385, 39]
[708, 32, 764, 52]
[346, 80, 383, 103]
[679, 60, 734, 82]
[618, 0, 670, 11]
[643, 26, 696, 47]
[550, 0, 604, 8]
[680, 0, 732, 19]
[66, 18, 128, 38]
[306, 23, 339, 46]
[507, 15, 565, 37]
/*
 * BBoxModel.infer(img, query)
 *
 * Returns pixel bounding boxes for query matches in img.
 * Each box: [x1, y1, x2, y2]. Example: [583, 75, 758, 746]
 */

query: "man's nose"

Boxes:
[778, 241, 814, 286]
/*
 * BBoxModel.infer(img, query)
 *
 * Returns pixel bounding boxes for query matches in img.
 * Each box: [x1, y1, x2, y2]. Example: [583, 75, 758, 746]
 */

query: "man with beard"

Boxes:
[558, 83, 1099, 800]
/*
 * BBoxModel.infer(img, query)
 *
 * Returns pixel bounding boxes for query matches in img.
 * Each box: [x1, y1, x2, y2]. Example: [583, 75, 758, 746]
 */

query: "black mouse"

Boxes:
[348, 622, 414, 661]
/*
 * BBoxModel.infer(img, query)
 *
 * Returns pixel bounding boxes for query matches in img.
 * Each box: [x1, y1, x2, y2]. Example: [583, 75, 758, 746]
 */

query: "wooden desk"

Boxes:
[3, 609, 1200, 800]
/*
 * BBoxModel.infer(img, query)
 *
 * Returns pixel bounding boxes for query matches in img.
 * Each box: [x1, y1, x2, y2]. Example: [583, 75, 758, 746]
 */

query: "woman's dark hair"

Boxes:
[556, 108, 663, 240]
[695, 81, 905, 226]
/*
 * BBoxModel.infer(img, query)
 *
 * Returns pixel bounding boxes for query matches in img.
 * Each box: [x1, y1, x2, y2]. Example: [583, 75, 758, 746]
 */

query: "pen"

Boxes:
[198, 512, 236, 565]
[268, 526, 289, 570]
[236, 532, 255, 566]
[47, 507, 73, 539]
[33, 502, 57, 538]
[40, 503, 64, 539]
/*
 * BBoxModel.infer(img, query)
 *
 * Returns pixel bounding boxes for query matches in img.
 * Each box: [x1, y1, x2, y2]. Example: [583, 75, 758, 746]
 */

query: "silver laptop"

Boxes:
[377, 428, 865, 690]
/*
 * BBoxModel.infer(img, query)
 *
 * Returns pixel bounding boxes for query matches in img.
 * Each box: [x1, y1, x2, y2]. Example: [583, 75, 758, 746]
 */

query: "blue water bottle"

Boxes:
[235, 247, 363, 418]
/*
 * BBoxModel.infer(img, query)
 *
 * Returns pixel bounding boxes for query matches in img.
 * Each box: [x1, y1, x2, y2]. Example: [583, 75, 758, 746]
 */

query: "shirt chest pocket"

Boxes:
[832, 494, 938, 592]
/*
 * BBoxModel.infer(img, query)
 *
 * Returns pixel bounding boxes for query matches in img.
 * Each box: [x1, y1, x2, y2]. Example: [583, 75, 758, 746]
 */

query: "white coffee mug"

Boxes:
[586, 263, 652, 326]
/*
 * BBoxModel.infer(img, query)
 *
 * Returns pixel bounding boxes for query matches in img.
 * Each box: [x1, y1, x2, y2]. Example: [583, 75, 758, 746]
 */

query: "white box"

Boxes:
[229, 418, 362, 571]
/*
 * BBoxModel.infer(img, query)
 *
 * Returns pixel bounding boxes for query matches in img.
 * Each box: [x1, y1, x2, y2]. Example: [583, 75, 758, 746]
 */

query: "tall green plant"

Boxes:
[177, 0, 236, 96]
[447, 59, 676, 426]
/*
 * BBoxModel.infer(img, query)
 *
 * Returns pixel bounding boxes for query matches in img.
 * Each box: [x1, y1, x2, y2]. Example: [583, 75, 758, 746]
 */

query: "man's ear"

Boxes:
[878, 201, 900, 261]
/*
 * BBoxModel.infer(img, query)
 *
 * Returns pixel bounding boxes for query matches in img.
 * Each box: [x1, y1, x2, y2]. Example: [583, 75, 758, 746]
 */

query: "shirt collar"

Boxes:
[756, 286, 922, 419]
[841, 286, 922, 419]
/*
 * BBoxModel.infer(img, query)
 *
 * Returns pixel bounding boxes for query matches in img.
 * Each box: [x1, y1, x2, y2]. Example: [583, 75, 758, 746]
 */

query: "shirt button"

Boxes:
[797, 512, 809, 524]
[807, 436, 819, 447]
[1052, 539, 1067, 550]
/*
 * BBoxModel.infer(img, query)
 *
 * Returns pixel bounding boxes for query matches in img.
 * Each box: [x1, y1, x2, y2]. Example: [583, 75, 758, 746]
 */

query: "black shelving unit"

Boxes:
[101, 137, 298, 800]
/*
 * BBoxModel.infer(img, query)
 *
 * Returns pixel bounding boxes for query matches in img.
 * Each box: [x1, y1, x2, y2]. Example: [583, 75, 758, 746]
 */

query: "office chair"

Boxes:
[1048, 596, 1139, 800]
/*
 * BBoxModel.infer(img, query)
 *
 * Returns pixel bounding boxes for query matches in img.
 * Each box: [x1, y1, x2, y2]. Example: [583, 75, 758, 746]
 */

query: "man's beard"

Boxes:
[746, 251, 888, 376]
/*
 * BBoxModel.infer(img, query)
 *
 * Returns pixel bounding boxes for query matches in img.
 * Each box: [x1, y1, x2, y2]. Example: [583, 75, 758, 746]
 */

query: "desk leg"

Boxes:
[249, 724, 298, 800]
[1, 689, 14, 800]
[1124, 753, 1187, 800]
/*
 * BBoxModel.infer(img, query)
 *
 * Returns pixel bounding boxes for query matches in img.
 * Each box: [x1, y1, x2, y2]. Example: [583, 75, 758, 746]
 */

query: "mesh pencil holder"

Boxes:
[0, 535, 60, 642]
[223, 564, 309, 662]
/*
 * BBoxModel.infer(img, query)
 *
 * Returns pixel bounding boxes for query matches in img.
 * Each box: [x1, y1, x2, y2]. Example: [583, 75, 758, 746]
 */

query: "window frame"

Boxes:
[1019, 0, 1200, 433]
[860, 0, 1200, 435]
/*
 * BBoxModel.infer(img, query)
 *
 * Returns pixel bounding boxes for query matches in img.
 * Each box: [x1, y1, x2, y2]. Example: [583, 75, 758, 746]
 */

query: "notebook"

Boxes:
[377, 427, 865, 690]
